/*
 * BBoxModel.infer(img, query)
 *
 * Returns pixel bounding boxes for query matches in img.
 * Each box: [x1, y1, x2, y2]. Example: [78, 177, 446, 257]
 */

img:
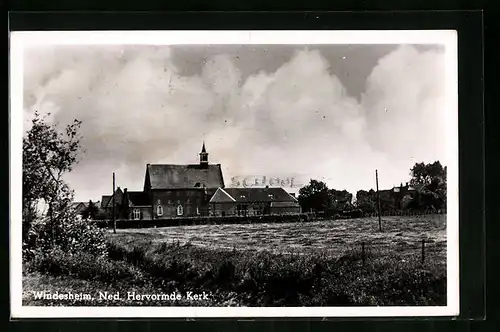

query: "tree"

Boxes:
[23, 111, 83, 242]
[409, 161, 447, 210]
[298, 180, 332, 213]
[410, 161, 447, 187]
[82, 200, 99, 220]
[22, 111, 106, 259]
[329, 189, 353, 211]
[355, 189, 377, 213]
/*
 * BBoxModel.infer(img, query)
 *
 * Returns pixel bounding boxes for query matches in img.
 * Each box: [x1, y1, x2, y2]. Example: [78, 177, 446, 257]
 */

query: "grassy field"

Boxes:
[113, 215, 446, 262]
[23, 215, 447, 307]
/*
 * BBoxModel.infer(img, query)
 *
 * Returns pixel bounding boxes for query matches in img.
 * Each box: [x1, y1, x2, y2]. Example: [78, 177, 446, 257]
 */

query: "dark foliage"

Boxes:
[82, 200, 99, 220]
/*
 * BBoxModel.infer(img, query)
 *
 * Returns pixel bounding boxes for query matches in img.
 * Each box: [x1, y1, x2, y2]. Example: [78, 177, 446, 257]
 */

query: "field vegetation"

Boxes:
[115, 215, 446, 259]
[24, 215, 447, 307]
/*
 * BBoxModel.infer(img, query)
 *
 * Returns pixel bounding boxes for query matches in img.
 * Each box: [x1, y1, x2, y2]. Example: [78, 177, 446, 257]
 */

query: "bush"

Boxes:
[23, 209, 107, 261]
[27, 246, 146, 286]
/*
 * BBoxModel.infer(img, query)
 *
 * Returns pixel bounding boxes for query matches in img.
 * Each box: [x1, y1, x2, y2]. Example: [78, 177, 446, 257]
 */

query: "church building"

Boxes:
[141, 142, 225, 219]
[105, 143, 225, 220]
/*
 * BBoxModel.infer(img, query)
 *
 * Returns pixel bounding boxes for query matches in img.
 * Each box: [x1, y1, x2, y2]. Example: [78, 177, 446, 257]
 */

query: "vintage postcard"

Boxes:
[10, 30, 458, 318]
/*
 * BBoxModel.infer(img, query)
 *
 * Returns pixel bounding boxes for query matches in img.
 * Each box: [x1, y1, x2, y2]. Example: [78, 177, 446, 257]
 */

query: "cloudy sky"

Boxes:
[22, 43, 448, 202]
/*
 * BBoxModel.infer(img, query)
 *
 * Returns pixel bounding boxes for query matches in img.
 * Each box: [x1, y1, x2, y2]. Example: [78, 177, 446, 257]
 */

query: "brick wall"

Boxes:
[151, 189, 210, 218]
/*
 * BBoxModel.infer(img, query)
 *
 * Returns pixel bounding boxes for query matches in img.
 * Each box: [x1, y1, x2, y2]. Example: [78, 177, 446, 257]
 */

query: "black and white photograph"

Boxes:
[10, 30, 459, 318]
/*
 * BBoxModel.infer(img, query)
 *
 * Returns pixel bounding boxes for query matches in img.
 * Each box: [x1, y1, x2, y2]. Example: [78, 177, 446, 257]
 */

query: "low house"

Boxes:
[122, 189, 152, 220]
[209, 187, 301, 216]
[70, 200, 101, 220]
[377, 183, 423, 211]
[100, 187, 124, 218]
[70, 201, 88, 220]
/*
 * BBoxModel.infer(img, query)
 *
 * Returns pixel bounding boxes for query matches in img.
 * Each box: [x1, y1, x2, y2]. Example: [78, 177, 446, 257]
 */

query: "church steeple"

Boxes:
[199, 141, 209, 168]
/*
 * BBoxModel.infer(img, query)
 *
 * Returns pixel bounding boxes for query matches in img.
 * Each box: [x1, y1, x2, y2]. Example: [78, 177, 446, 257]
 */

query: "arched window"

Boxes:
[157, 205, 163, 216]
[177, 204, 184, 216]
[133, 208, 141, 220]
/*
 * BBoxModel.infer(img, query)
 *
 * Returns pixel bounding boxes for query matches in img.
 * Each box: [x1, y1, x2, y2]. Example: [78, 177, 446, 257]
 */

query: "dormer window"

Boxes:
[157, 205, 163, 216]
[194, 182, 201, 188]
[268, 194, 274, 199]
[177, 204, 184, 216]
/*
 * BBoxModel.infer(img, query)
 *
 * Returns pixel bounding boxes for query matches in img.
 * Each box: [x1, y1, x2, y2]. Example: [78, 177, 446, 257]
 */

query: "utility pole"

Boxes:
[376, 169, 382, 232]
[112, 172, 116, 234]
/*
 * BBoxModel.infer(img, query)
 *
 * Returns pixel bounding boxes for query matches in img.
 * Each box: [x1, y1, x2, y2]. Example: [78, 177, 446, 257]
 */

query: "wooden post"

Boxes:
[362, 242, 365, 266]
[421, 239, 425, 265]
[376, 170, 382, 232]
[112, 172, 116, 234]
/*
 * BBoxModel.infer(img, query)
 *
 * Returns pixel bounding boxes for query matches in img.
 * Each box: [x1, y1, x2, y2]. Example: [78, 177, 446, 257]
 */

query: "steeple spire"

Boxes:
[199, 141, 208, 168]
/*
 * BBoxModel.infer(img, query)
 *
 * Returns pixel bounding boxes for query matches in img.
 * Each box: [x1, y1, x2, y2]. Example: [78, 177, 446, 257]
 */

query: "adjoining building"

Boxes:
[209, 187, 301, 216]
[122, 190, 152, 220]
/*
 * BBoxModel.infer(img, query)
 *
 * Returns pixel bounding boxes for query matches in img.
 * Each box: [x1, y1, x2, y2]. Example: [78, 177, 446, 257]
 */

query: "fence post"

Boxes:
[362, 242, 365, 266]
[421, 239, 425, 265]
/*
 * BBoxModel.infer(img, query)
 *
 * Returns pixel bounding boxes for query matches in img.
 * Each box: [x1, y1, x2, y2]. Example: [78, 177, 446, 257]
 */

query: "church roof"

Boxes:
[210, 187, 298, 203]
[146, 164, 224, 190]
[126, 191, 151, 207]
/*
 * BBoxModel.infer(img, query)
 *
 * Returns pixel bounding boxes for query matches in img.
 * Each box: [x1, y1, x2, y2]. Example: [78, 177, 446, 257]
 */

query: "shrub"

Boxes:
[23, 210, 107, 261]
[28, 246, 146, 286]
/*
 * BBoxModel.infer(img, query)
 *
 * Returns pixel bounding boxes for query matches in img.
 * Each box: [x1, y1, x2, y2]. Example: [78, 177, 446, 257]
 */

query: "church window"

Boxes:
[177, 205, 184, 216]
[133, 209, 141, 220]
[157, 205, 163, 216]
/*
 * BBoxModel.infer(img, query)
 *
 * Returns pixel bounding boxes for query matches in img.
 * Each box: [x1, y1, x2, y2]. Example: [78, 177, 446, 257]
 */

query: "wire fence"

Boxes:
[347, 238, 447, 267]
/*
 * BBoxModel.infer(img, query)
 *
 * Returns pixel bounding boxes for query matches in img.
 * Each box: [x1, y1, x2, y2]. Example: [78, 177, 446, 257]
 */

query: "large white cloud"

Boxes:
[22, 44, 447, 201]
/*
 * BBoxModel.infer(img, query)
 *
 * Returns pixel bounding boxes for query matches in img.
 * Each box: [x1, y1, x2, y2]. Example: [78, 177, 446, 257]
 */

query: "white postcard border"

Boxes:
[9, 30, 459, 318]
